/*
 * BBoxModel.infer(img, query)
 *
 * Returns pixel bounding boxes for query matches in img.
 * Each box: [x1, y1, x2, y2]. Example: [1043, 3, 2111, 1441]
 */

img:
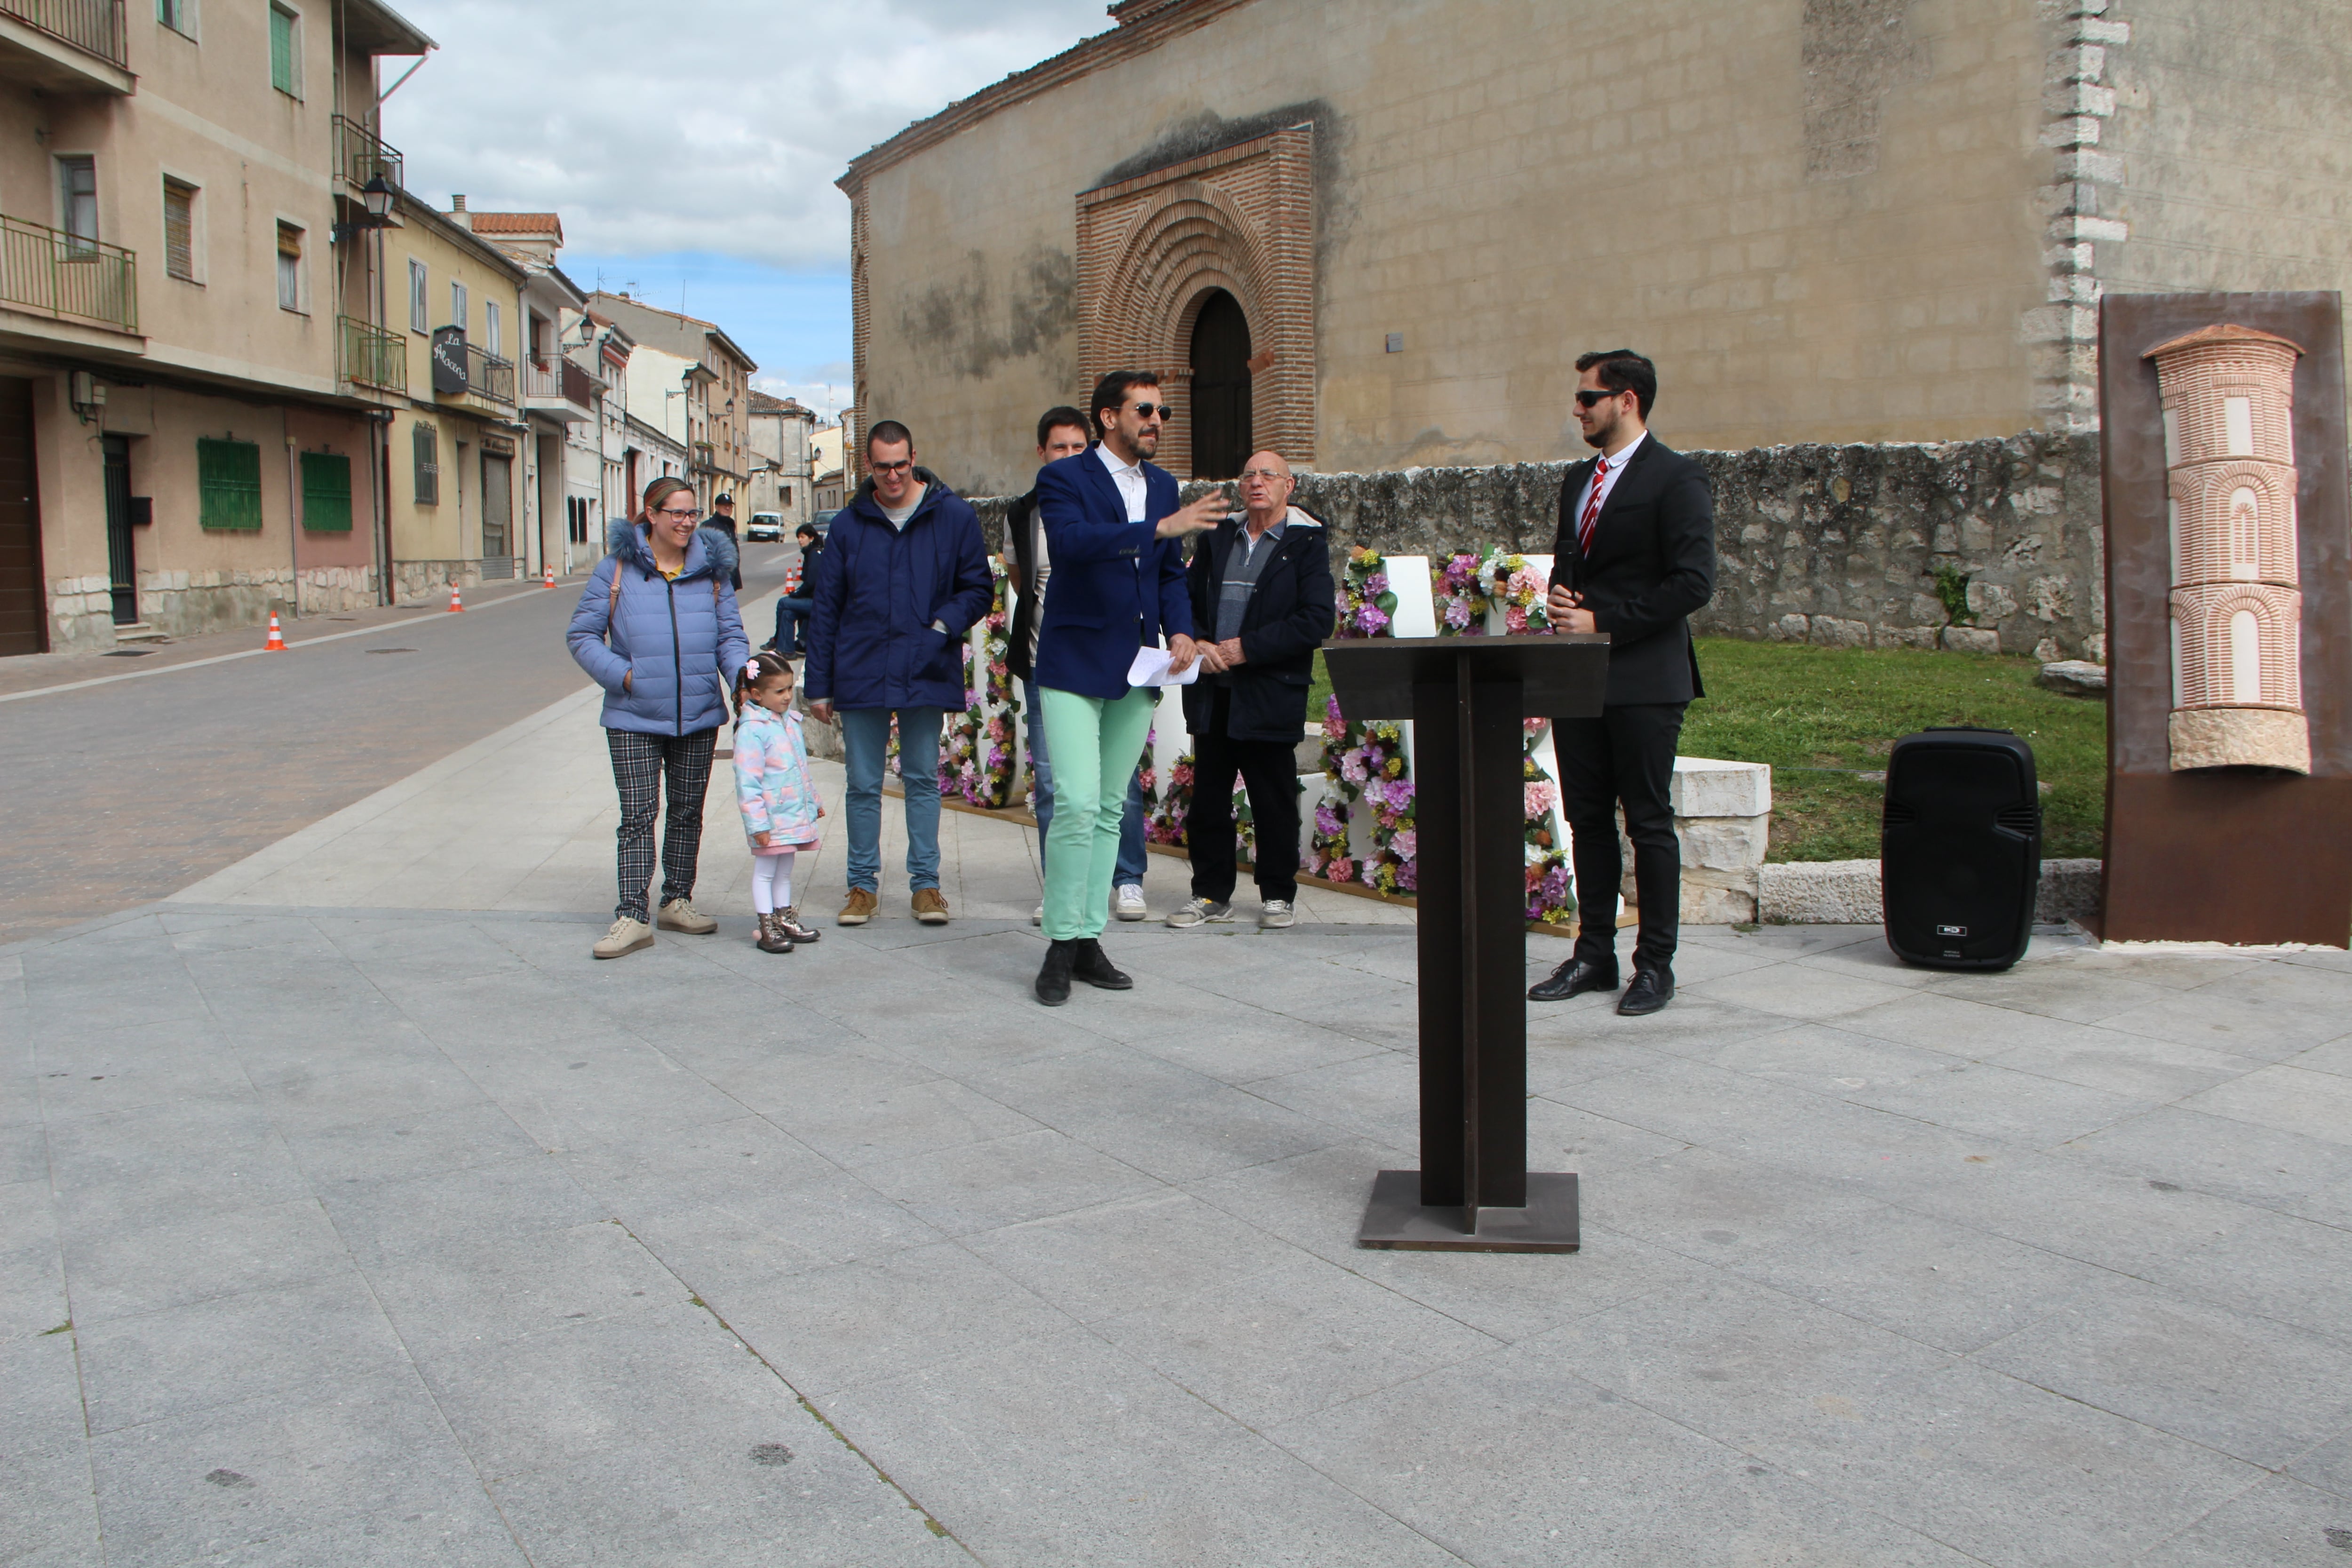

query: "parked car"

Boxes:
[746, 511, 784, 541]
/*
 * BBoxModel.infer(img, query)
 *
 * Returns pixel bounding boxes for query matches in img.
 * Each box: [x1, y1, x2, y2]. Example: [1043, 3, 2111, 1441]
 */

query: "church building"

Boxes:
[838, 0, 2349, 497]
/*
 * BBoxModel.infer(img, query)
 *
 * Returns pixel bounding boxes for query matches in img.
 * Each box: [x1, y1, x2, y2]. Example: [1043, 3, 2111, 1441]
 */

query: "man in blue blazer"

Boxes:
[1029, 370, 1227, 1005]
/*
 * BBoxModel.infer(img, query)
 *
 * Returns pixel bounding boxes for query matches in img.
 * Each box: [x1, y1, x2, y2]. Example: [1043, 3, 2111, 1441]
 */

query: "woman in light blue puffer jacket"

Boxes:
[567, 476, 752, 959]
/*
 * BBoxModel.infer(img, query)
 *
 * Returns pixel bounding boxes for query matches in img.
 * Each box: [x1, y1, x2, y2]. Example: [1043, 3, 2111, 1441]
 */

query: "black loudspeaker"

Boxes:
[1881, 726, 2041, 971]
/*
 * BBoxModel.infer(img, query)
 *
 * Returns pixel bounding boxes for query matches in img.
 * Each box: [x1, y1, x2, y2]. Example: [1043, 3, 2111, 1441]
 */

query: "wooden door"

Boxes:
[0, 378, 46, 654]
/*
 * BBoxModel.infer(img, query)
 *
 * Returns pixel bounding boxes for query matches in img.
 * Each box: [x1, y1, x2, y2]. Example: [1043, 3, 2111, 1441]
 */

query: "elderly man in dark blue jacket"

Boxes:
[803, 421, 993, 927]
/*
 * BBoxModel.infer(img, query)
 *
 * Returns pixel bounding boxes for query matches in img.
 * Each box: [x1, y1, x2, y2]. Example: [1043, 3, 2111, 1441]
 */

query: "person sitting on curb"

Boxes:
[765, 519, 823, 657]
[802, 420, 993, 929]
[1169, 451, 1335, 932]
[567, 477, 752, 959]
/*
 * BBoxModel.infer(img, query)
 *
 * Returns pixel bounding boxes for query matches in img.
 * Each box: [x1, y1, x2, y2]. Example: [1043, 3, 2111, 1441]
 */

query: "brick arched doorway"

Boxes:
[1188, 289, 1252, 480]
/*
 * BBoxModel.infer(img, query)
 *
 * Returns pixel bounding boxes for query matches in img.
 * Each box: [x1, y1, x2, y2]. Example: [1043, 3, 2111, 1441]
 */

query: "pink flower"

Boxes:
[1327, 857, 1355, 883]
[1504, 606, 1528, 635]
[1524, 780, 1557, 816]
[1355, 604, 1390, 635]
[1443, 599, 1472, 629]
[1363, 572, 1389, 596]
[1391, 828, 1417, 860]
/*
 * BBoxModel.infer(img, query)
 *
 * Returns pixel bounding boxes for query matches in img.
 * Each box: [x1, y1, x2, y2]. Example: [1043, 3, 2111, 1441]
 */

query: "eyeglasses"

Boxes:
[1240, 468, 1288, 483]
[1126, 403, 1176, 421]
[870, 459, 914, 477]
[1573, 388, 1629, 409]
[652, 505, 699, 518]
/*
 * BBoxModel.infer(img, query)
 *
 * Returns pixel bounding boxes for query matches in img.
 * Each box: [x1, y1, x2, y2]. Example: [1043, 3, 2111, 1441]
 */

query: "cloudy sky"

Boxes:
[381, 0, 1109, 414]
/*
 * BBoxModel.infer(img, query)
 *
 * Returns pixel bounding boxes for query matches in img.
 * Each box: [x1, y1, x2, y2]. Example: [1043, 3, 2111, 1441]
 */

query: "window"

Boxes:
[300, 452, 351, 532]
[157, 0, 198, 38]
[485, 301, 501, 359]
[450, 280, 467, 336]
[275, 223, 303, 312]
[57, 156, 97, 247]
[408, 258, 428, 332]
[412, 422, 439, 505]
[197, 438, 263, 531]
[781, 484, 792, 506]
[163, 179, 197, 281]
[269, 3, 300, 97]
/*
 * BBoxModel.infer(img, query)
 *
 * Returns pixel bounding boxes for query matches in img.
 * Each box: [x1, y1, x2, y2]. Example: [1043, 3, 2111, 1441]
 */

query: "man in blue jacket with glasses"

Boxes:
[1029, 371, 1228, 1005]
[804, 420, 993, 928]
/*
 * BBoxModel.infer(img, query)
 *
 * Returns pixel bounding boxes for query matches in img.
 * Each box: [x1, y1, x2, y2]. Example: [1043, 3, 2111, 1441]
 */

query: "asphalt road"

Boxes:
[0, 544, 800, 945]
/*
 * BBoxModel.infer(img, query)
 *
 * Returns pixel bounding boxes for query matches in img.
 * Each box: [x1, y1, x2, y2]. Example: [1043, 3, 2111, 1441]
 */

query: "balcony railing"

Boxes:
[0, 0, 127, 67]
[0, 213, 136, 334]
[331, 113, 404, 192]
[437, 341, 515, 408]
[339, 315, 405, 395]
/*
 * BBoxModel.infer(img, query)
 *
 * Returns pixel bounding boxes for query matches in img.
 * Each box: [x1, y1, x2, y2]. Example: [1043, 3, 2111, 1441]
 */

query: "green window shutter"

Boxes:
[197, 438, 263, 531]
[301, 452, 352, 532]
[269, 7, 296, 95]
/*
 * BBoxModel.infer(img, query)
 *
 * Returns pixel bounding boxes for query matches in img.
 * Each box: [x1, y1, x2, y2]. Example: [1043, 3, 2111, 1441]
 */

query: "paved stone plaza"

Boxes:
[8, 681, 2352, 1566]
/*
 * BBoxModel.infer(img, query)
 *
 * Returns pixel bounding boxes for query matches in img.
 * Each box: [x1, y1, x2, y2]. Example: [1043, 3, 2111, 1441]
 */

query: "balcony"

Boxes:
[520, 356, 594, 422]
[432, 338, 515, 412]
[338, 315, 405, 396]
[331, 114, 405, 193]
[0, 0, 131, 93]
[0, 214, 137, 335]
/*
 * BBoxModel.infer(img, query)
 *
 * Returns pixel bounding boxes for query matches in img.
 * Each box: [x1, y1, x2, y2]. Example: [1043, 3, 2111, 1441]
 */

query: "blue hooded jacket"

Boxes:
[803, 469, 992, 711]
[567, 524, 750, 736]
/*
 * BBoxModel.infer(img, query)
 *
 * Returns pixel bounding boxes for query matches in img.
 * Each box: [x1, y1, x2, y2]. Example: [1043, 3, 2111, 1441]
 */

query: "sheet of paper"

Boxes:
[1127, 645, 1202, 687]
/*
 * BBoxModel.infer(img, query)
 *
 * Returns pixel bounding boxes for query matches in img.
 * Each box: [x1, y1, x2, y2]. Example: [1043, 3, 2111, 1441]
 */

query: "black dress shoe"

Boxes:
[1527, 958, 1619, 1003]
[1035, 939, 1075, 1007]
[1617, 967, 1675, 1016]
[1071, 939, 1133, 991]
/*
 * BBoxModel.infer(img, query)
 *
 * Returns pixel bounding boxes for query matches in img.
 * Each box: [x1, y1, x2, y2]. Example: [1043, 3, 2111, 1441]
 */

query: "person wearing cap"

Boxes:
[706, 494, 744, 592]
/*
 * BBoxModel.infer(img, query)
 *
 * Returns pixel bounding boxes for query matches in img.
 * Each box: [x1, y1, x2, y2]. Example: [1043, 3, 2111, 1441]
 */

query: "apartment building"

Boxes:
[587, 290, 755, 514]
[555, 306, 629, 568]
[374, 188, 528, 598]
[744, 390, 815, 530]
[0, 0, 433, 652]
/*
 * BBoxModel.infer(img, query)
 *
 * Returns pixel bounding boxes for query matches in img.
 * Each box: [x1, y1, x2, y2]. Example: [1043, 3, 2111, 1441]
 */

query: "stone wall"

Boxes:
[47, 565, 381, 650]
[976, 430, 2105, 661]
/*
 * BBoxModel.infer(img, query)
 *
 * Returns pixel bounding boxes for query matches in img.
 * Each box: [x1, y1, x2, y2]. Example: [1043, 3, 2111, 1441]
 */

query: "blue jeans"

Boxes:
[1025, 678, 1145, 885]
[839, 706, 942, 893]
[769, 596, 813, 655]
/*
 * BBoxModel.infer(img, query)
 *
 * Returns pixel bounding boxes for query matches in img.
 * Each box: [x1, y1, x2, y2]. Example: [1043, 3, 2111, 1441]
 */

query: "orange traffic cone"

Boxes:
[447, 581, 464, 613]
[263, 612, 286, 651]
[543, 562, 556, 589]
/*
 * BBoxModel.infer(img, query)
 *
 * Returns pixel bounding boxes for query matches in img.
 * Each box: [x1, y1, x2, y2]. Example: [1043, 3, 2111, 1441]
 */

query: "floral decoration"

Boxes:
[1334, 546, 1398, 639]
[1480, 549, 1553, 636]
[1430, 553, 1491, 636]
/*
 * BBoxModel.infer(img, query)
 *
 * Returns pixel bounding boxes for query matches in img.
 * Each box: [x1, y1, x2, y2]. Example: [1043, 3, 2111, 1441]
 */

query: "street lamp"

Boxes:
[330, 175, 395, 244]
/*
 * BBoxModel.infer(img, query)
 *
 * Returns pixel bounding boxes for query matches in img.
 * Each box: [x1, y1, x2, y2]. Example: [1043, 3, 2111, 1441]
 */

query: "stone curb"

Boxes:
[1760, 857, 2102, 924]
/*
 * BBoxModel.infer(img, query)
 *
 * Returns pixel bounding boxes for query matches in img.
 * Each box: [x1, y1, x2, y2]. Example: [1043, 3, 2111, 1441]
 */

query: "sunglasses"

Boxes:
[1573, 388, 1629, 409]
[870, 459, 914, 477]
[1126, 403, 1176, 421]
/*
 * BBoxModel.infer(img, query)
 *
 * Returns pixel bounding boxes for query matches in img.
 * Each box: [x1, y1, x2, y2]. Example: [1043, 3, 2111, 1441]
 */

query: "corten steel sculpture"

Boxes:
[2098, 293, 2352, 947]
[2147, 324, 2311, 773]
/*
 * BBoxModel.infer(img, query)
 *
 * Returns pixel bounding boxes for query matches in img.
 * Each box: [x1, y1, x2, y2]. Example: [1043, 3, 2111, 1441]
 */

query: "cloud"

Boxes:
[378, 0, 1107, 273]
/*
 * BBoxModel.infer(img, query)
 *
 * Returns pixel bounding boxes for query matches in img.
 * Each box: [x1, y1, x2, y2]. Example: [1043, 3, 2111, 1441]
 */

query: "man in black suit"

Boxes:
[1172, 451, 1335, 931]
[1529, 350, 1716, 1016]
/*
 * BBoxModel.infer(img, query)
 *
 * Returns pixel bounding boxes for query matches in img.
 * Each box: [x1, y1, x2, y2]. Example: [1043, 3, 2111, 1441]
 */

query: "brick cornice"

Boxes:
[835, 0, 1258, 195]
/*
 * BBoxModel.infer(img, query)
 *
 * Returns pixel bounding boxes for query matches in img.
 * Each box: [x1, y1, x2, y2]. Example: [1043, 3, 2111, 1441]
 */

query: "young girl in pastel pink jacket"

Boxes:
[735, 652, 824, 953]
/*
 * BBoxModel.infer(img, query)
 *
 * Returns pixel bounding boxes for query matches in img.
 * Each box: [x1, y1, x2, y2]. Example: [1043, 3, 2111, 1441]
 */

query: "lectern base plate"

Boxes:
[1356, 1170, 1581, 1253]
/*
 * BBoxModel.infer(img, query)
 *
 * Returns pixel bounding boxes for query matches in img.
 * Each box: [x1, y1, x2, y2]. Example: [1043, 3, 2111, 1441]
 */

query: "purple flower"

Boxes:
[1355, 604, 1390, 635]
[1316, 804, 1344, 836]
[1363, 572, 1390, 596]
[1442, 599, 1472, 629]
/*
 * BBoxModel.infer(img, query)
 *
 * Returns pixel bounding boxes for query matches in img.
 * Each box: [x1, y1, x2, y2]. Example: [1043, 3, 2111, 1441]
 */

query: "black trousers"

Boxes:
[1554, 702, 1686, 973]
[607, 727, 717, 923]
[1187, 685, 1303, 903]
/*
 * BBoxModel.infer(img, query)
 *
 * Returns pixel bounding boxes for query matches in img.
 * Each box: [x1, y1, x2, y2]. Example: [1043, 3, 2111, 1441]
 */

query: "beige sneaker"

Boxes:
[657, 898, 716, 934]
[838, 887, 879, 925]
[593, 916, 654, 959]
[911, 888, 951, 925]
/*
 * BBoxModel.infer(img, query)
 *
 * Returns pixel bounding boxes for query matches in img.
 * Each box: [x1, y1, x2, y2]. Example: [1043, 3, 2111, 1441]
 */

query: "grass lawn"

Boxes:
[1310, 639, 2107, 863]
[1682, 637, 2106, 861]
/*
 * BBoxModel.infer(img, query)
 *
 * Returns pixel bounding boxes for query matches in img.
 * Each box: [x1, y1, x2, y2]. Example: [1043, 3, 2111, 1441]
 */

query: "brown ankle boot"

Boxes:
[755, 912, 793, 954]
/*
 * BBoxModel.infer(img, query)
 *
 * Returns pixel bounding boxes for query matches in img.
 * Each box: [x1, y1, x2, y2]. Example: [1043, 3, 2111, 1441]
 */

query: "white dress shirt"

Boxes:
[1574, 430, 1647, 530]
[1095, 442, 1148, 522]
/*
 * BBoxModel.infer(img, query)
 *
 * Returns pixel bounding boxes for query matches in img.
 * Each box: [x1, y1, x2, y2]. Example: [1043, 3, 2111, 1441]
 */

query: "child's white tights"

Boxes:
[751, 851, 796, 915]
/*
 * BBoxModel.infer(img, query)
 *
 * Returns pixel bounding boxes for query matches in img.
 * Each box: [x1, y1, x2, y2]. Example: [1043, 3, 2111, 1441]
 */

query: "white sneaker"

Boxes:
[1031, 904, 1043, 927]
[1165, 897, 1233, 929]
[592, 916, 654, 959]
[1113, 883, 1147, 922]
[1259, 899, 1296, 929]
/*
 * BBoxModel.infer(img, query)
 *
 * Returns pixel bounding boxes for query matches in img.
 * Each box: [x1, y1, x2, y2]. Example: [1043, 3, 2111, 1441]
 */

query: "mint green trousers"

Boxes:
[1038, 685, 1156, 942]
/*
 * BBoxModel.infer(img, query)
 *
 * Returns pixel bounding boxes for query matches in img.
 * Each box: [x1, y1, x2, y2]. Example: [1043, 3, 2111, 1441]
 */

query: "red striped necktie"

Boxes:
[1577, 455, 1609, 555]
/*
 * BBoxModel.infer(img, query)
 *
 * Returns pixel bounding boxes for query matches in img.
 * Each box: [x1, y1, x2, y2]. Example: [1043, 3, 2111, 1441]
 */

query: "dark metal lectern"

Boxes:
[1322, 633, 1611, 1253]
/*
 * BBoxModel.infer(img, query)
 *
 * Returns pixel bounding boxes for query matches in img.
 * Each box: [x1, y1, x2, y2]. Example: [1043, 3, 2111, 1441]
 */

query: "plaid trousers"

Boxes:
[607, 727, 718, 922]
